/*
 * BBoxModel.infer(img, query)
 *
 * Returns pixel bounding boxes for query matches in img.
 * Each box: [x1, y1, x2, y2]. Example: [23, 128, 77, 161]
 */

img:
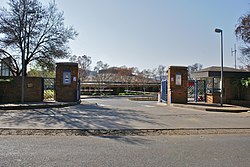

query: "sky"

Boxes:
[0, 0, 249, 70]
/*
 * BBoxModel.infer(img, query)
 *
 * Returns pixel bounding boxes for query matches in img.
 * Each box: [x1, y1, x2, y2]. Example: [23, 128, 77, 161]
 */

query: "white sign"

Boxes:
[63, 71, 71, 85]
[176, 73, 182, 86]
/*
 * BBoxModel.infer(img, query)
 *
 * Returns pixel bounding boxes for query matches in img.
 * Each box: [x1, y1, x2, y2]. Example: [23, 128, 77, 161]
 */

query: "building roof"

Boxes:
[197, 66, 247, 72]
[193, 66, 250, 78]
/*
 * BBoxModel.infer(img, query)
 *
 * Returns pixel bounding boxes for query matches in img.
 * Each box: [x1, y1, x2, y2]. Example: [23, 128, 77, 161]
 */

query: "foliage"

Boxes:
[241, 78, 250, 87]
[235, 12, 250, 68]
[28, 68, 55, 78]
[0, 78, 13, 82]
[0, 0, 78, 76]
[28, 64, 55, 77]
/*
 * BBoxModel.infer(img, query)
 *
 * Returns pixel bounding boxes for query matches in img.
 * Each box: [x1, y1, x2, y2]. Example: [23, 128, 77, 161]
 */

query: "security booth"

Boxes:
[56, 62, 80, 102]
[192, 66, 250, 104]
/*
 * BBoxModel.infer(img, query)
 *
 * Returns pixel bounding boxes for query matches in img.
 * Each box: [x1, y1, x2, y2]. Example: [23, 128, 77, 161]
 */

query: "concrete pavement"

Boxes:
[0, 101, 79, 110]
[0, 97, 249, 136]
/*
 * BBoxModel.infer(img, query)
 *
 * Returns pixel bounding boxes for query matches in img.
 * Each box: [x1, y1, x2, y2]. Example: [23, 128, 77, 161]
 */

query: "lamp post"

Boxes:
[215, 28, 224, 107]
[21, 10, 36, 103]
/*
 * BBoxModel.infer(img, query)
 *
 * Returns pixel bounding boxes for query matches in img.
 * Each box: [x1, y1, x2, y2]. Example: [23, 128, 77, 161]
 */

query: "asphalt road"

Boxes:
[0, 135, 249, 167]
[0, 97, 249, 130]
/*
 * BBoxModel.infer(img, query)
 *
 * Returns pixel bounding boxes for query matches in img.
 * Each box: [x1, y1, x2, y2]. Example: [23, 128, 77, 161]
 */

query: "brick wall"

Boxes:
[224, 78, 250, 101]
[0, 76, 43, 103]
[224, 78, 237, 103]
[56, 63, 78, 102]
[168, 66, 188, 104]
[242, 87, 250, 101]
[206, 93, 220, 103]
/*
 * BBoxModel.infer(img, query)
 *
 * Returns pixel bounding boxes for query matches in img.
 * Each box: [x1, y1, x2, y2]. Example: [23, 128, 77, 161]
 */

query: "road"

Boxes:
[0, 135, 249, 167]
[0, 97, 249, 130]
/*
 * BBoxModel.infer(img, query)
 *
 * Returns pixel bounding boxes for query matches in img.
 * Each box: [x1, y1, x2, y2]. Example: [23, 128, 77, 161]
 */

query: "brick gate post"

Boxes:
[167, 66, 188, 105]
[56, 62, 79, 102]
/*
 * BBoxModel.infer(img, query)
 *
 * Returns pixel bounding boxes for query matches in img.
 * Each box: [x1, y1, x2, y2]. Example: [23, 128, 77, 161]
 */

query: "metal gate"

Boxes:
[188, 80, 195, 102]
[43, 78, 55, 101]
[160, 80, 167, 102]
[188, 80, 206, 102]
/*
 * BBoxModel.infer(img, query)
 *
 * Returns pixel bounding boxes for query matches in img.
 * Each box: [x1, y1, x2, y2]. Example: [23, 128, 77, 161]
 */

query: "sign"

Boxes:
[176, 73, 182, 86]
[63, 71, 71, 85]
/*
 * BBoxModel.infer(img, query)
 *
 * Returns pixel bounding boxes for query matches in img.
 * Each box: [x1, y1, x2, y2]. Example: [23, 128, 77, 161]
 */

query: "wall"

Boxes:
[56, 63, 79, 102]
[242, 87, 250, 101]
[168, 66, 188, 104]
[0, 76, 43, 103]
[224, 78, 238, 103]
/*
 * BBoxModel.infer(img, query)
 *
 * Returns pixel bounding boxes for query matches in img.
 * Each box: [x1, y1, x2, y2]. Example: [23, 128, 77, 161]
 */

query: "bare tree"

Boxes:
[235, 12, 250, 70]
[137, 69, 153, 92]
[0, 0, 78, 76]
[188, 63, 203, 79]
[94, 61, 109, 72]
[116, 66, 134, 91]
[94, 61, 112, 93]
[157, 65, 167, 81]
[69, 55, 92, 81]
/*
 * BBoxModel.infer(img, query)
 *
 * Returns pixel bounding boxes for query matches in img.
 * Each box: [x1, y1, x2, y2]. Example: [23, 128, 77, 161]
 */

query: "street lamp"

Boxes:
[215, 28, 224, 107]
[21, 10, 36, 103]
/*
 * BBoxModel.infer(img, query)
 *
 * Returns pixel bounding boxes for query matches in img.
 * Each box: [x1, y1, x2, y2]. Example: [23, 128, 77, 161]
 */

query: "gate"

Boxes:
[188, 80, 206, 102]
[160, 80, 167, 102]
[43, 78, 55, 101]
[188, 80, 195, 102]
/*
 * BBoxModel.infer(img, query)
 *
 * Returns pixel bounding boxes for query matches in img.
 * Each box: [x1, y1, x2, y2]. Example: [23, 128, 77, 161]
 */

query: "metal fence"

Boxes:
[188, 80, 206, 102]
[188, 80, 195, 102]
[42, 78, 55, 101]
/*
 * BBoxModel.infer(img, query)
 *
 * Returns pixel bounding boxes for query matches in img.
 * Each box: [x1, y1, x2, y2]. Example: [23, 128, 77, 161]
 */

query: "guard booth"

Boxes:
[192, 66, 250, 104]
[56, 62, 80, 102]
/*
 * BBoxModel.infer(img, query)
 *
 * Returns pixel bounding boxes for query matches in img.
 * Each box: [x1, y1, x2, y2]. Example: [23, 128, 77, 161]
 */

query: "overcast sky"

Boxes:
[0, 0, 249, 70]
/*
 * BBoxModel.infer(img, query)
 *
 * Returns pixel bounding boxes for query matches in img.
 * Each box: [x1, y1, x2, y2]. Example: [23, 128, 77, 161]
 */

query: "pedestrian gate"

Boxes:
[160, 80, 167, 102]
[43, 78, 55, 101]
[188, 80, 206, 102]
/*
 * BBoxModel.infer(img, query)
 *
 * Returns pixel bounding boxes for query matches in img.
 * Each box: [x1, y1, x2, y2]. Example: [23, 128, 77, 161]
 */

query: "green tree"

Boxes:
[28, 63, 55, 78]
[0, 0, 78, 76]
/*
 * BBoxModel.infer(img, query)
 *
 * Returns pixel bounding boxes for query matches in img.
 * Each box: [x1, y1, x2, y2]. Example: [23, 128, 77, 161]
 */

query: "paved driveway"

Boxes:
[0, 97, 249, 130]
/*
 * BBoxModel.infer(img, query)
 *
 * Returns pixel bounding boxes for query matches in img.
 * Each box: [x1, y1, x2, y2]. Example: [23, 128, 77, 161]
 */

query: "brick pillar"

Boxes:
[56, 63, 79, 102]
[168, 66, 188, 105]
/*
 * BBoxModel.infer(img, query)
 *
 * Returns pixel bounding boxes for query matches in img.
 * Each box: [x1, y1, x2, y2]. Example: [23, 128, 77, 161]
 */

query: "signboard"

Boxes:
[176, 73, 182, 86]
[63, 71, 71, 85]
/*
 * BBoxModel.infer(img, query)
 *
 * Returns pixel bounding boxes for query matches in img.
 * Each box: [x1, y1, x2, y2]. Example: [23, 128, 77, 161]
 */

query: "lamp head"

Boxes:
[215, 28, 222, 33]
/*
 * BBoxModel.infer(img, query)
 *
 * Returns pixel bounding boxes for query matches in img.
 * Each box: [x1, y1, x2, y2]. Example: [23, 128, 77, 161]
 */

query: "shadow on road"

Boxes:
[0, 103, 169, 130]
[97, 136, 152, 145]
